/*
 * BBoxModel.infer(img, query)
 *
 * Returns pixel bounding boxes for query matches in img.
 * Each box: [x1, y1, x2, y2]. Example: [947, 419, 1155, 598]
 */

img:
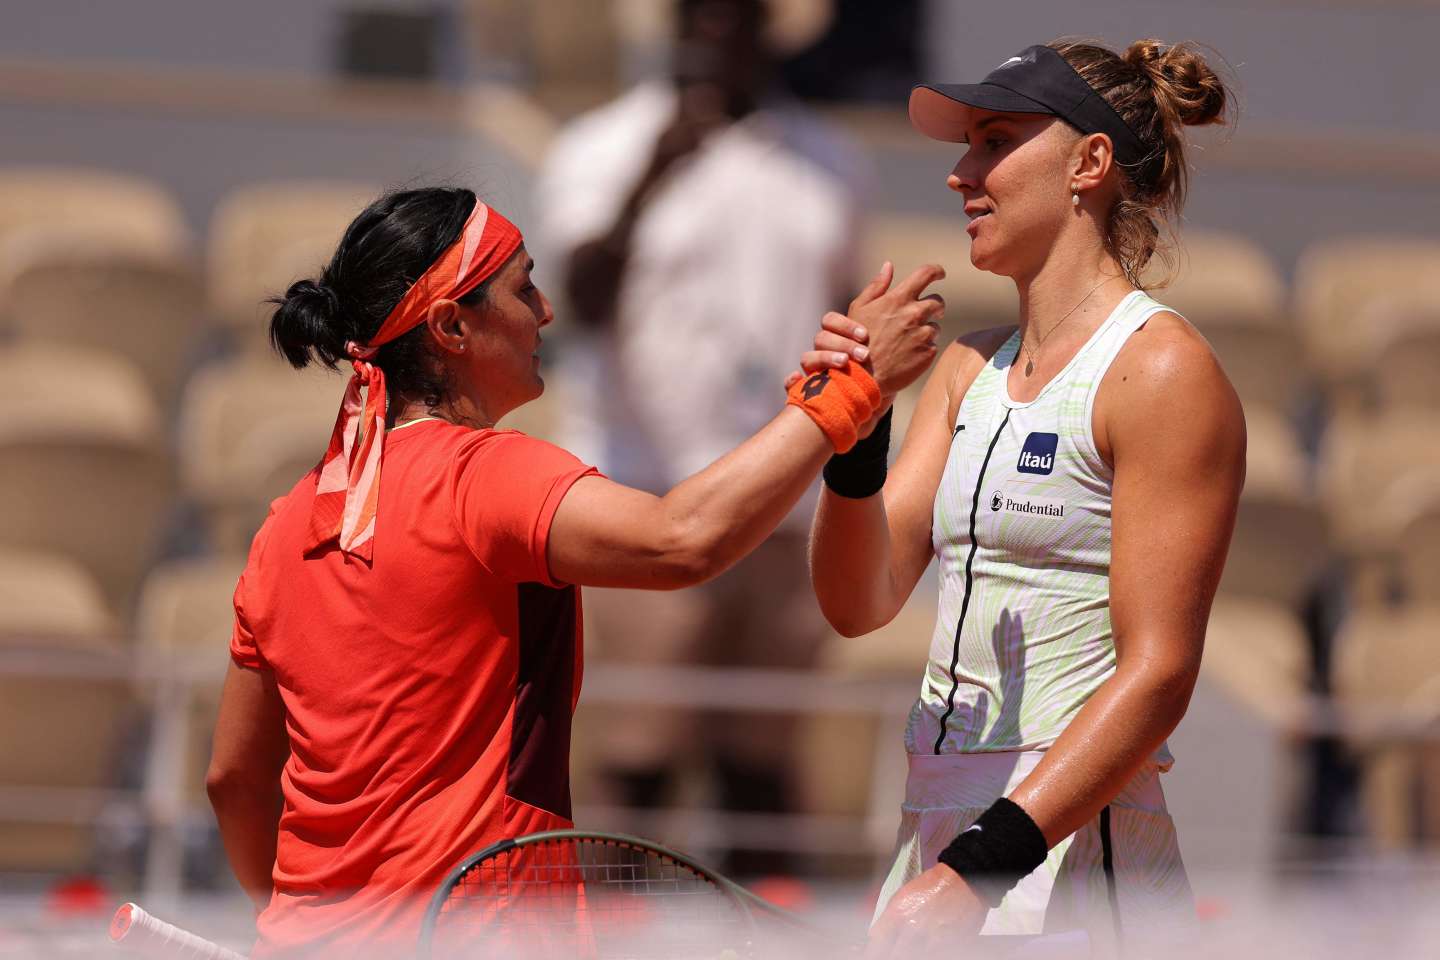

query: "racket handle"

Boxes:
[110, 902, 247, 960]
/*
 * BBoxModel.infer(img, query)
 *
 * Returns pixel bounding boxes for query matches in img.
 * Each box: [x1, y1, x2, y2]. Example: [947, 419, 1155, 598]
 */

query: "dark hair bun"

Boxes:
[1124, 39, 1227, 127]
[269, 276, 349, 370]
[264, 186, 479, 423]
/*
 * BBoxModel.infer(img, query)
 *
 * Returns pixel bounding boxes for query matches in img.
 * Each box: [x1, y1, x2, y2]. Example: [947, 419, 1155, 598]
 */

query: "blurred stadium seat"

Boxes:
[179, 356, 343, 554]
[0, 547, 114, 641]
[861, 214, 1017, 340]
[207, 180, 378, 353]
[799, 587, 933, 847]
[524, 0, 621, 113]
[1391, 482, 1440, 607]
[1157, 230, 1305, 419]
[1367, 303, 1440, 414]
[1244, 408, 1310, 495]
[0, 343, 173, 617]
[135, 557, 242, 661]
[1200, 596, 1311, 728]
[1160, 231, 1287, 327]
[1318, 412, 1440, 560]
[135, 555, 246, 808]
[0, 607, 132, 873]
[2, 233, 204, 409]
[1333, 608, 1440, 851]
[1219, 410, 1328, 607]
[1294, 236, 1440, 407]
[0, 166, 188, 256]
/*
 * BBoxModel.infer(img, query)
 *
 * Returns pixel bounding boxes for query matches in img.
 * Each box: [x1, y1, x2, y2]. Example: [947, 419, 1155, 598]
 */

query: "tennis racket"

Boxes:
[109, 902, 246, 959]
[419, 829, 1091, 959]
[418, 829, 851, 959]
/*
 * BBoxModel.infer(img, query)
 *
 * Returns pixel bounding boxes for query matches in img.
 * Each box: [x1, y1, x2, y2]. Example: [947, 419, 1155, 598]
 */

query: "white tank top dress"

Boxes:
[876, 291, 1194, 948]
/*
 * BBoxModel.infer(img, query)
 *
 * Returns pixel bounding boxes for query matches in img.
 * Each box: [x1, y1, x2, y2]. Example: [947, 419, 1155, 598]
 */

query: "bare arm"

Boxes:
[809, 328, 1014, 637]
[548, 264, 947, 590]
[550, 407, 830, 588]
[207, 662, 289, 911]
[1008, 315, 1245, 840]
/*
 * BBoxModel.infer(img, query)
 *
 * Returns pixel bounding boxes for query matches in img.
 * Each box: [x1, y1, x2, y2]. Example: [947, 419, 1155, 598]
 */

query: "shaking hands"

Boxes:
[786, 262, 947, 402]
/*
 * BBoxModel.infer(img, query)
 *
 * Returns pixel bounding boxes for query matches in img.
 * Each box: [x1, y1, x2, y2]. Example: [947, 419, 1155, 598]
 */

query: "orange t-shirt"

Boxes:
[229, 420, 599, 957]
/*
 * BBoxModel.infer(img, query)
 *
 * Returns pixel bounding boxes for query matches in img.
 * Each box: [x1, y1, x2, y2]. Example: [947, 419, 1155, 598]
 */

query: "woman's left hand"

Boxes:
[866, 864, 989, 959]
[783, 310, 876, 391]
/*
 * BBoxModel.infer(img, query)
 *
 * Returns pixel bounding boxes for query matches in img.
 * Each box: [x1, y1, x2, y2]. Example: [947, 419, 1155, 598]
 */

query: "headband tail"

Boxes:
[305, 201, 523, 563]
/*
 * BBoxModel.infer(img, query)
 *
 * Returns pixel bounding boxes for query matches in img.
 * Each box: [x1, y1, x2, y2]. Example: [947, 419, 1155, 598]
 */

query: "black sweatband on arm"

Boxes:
[936, 797, 1049, 908]
[822, 407, 892, 499]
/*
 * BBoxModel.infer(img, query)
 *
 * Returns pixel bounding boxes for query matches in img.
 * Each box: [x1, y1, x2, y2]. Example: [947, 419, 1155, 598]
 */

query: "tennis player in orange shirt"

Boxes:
[205, 186, 944, 957]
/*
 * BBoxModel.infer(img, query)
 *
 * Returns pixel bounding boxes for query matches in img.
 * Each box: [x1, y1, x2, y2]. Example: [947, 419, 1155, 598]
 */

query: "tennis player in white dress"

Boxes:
[796, 38, 1246, 956]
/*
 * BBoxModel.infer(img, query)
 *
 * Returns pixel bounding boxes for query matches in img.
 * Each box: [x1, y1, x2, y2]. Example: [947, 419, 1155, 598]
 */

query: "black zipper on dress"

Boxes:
[1101, 805, 1123, 946]
[933, 408, 1011, 754]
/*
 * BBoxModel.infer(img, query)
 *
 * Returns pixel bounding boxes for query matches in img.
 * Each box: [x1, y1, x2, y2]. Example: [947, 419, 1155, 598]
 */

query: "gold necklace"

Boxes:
[1020, 277, 1116, 377]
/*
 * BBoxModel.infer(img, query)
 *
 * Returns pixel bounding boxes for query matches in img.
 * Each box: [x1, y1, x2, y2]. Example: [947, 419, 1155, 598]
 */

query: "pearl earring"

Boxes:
[1071, 184, 1081, 206]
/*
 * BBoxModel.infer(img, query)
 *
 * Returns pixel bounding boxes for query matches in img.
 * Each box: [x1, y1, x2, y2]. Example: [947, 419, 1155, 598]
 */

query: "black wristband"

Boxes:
[822, 407, 892, 499]
[936, 798, 1049, 908]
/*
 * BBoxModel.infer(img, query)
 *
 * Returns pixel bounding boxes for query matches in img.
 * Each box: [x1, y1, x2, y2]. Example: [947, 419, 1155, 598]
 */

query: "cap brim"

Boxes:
[908, 84, 1054, 142]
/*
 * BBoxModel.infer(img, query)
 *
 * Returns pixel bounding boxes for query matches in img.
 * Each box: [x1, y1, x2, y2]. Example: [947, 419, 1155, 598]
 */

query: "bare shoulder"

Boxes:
[1098, 310, 1245, 462]
[1108, 311, 1232, 400]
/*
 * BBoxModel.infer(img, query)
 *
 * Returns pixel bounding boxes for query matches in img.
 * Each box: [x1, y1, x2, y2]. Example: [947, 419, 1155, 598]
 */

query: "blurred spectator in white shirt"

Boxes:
[535, 0, 866, 875]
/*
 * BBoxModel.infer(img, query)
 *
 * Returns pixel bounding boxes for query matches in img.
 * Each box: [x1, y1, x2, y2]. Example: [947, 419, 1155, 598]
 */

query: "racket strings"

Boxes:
[434, 838, 751, 958]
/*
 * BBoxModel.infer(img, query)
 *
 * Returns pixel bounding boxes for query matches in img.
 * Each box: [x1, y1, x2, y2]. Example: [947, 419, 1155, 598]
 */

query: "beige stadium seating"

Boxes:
[1219, 490, 1329, 613]
[1368, 303, 1440, 414]
[1320, 415, 1440, 606]
[0, 573, 132, 872]
[179, 356, 345, 553]
[1294, 236, 1440, 391]
[1220, 410, 1328, 607]
[1333, 608, 1440, 851]
[1155, 231, 1288, 330]
[1154, 231, 1305, 419]
[1375, 329, 1440, 414]
[3, 233, 204, 407]
[0, 547, 114, 640]
[0, 343, 173, 616]
[799, 586, 936, 829]
[134, 555, 247, 808]
[207, 180, 378, 352]
[136, 556, 244, 659]
[1200, 596, 1311, 729]
[0, 166, 187, 255]
[862, 214, 1018, 342]
[1392, 485, 1440, 607]
[1318, 412, 1440, 555]
[463, 0, 618, 112]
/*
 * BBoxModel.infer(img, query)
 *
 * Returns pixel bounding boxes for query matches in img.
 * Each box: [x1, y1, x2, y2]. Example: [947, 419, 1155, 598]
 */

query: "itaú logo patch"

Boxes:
[992, 492, 1066, 518]
[1017, 432, 1059, 475]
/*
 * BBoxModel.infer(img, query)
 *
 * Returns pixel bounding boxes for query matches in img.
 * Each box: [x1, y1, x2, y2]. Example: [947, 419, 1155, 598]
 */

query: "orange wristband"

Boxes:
[785, 362, 884, 453]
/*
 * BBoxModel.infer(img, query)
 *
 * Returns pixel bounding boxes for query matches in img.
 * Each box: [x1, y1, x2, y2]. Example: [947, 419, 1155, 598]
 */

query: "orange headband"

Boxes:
[350, 201, 524, 359]
[307, 201, 524, 561]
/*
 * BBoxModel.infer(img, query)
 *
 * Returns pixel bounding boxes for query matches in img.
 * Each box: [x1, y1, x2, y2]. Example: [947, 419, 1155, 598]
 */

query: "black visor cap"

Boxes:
[910, 45, 1159, 184]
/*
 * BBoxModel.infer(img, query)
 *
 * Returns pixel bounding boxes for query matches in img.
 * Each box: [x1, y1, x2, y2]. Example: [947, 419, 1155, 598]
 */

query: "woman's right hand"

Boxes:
[786, 262, 947, 398]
